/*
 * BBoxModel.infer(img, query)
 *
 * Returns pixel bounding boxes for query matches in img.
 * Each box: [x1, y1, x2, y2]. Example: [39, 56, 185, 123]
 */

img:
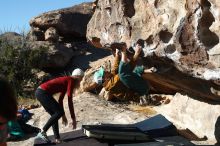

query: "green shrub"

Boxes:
[0, 34, 48, 98]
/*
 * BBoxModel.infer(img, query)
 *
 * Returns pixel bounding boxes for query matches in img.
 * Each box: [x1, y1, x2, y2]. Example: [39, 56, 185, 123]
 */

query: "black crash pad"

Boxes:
[82, 114, 178, 141]
[135, 114, 177, 137]
[83, 125, 151, 140]
[34, 130, 108, 146]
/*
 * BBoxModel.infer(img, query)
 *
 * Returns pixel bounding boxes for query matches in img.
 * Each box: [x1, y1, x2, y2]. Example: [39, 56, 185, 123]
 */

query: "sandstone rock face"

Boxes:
[44, 27, 59, 42]
[155, 93, 220, 144]
[30, 2, 93, 39]
[27, 41, 73, 69]
[87, 0, 220, 101]
[26, 28, 44, 41]
[27, 2, 94, 69]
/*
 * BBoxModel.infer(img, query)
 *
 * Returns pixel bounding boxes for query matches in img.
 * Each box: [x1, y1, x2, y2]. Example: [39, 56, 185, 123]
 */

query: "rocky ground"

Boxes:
[8, 92, 155, 146]
[8, 92, 218, 146]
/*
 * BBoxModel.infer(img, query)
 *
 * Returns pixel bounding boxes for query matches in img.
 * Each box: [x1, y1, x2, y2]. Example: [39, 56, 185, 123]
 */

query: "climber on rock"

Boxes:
[83, 41, 156, 105]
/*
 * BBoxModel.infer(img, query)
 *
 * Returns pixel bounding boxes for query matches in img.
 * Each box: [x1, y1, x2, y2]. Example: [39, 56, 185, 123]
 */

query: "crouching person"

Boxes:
[35, 68, 84, 144]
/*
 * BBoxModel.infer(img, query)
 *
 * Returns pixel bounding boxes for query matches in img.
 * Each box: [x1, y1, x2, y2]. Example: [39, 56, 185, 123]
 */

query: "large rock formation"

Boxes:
[29, 2, 94, 40]
[27, 41, 74, 69]
[87, 0, 220, 101]
[27, 2, 94, 70]
[87, 0, 220, 143]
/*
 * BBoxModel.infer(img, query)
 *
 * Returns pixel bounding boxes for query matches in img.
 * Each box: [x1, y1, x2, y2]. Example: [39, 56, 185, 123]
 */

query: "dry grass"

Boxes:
[17, 97, 39, 107]
[128, 104, 157, 116]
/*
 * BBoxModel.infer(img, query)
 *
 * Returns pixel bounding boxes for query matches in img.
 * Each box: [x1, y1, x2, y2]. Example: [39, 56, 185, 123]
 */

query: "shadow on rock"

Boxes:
[69, 43, 111, 70]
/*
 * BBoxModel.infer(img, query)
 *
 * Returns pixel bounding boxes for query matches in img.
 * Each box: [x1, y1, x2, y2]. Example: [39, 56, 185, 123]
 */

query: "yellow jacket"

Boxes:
[104, 56, 138, 101]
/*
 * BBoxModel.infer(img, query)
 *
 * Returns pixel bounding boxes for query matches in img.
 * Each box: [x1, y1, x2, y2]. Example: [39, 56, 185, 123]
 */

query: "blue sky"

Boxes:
[0, 0, 92, 33]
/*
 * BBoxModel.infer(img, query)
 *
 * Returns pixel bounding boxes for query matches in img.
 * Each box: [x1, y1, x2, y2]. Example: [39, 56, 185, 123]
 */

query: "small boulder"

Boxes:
[45, 27, 59, 42]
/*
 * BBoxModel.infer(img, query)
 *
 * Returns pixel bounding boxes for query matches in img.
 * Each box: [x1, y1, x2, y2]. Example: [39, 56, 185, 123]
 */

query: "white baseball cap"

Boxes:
[72, 68, 84, 77]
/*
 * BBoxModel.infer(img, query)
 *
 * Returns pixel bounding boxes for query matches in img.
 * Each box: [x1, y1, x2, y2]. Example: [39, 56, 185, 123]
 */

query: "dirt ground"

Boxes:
[8, 92, 155, 146]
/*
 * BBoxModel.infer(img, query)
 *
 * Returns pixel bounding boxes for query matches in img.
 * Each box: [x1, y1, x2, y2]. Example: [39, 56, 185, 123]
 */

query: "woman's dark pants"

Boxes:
[35, 88, 64, 139]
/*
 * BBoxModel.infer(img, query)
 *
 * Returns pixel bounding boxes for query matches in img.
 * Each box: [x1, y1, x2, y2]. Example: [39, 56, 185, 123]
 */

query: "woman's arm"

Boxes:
[58, 93, 68, 125]
[68, 96, 76, 129]
[58, 92, 65, 110]
[111, 49, 120, 75]
[0, 142, 7, 146]
[132, 44, 142, 63]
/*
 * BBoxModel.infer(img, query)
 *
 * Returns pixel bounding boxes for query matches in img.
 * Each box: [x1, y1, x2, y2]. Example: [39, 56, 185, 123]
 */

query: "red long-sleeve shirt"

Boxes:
[40, 76, 76, 119]
[40, 76, 74, 97]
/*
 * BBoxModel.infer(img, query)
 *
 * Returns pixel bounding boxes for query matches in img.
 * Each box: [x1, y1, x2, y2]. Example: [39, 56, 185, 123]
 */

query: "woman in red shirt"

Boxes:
[35, 68, 84, 143]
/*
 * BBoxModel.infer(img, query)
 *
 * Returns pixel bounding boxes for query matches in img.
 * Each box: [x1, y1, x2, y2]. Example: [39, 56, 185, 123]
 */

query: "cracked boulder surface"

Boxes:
[87, 0, 220, 101]
[30, 2, 93, 40]
[27, 2, 94, 70]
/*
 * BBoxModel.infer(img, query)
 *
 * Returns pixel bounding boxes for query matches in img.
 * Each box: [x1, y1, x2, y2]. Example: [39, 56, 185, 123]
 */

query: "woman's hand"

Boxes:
[62, 115, 68, 126]
[115, 49, 120, 57]
[121, 43, 127, 52]
[70, 119, 77, 129]
[149, 67, 157, 73]
[144, 67, 157, 73]
[134, 44, 142, 55]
